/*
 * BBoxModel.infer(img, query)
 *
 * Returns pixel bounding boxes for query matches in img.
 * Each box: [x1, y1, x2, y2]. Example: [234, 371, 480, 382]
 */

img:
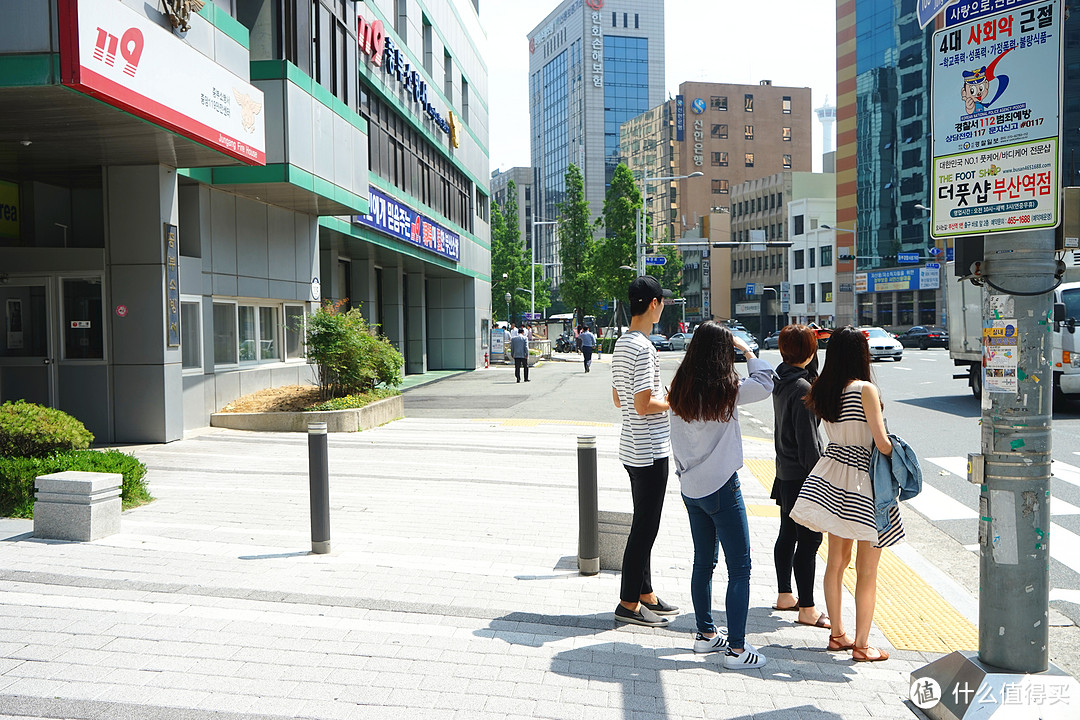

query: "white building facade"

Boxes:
[787, 197, 838, 326]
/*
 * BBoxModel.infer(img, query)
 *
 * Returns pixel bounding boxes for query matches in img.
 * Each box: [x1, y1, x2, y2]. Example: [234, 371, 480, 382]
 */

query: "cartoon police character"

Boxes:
[961, 67, 990, 115]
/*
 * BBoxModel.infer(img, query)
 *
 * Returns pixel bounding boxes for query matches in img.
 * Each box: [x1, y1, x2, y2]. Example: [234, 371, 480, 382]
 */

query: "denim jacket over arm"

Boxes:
[869, 433, 923, 534]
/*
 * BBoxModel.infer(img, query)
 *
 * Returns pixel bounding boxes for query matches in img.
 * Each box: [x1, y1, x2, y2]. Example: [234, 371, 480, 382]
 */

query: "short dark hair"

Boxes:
[778, 324, 818, 365]
[628, 275, 670, 316]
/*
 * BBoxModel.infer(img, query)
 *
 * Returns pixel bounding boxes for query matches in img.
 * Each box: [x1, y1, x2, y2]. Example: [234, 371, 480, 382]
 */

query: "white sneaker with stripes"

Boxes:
[722, 644, 766, 669]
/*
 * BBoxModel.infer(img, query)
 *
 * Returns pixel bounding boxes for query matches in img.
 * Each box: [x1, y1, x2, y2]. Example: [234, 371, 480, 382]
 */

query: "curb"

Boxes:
[209, 395, 404, 432]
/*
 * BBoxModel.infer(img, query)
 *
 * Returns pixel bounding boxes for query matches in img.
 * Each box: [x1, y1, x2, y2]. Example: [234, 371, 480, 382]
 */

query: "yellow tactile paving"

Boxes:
[472, 418, 614, 428]
[742, 449, 979, 653]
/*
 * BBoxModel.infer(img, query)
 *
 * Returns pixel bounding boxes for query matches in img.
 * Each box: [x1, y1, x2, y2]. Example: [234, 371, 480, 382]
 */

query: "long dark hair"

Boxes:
[668, 321, 740, 423]
[804, 326, 873, 422]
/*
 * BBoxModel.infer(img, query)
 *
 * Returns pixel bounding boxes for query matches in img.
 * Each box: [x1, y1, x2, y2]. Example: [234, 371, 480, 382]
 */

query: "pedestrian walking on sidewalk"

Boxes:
[668, 321, 774, 669]
[790, 326, 899, 662]
[611, 276, 678, 628]
[511, 328, 530, 383]
[580, 325, 597, 372]
[771, 325, 829, 630]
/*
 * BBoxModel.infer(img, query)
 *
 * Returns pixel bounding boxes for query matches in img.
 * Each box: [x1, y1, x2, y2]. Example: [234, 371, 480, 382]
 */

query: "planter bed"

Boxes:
[210, 395, 404, 433]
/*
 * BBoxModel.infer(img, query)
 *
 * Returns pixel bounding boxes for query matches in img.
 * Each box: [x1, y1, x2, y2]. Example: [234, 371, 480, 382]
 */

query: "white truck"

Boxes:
[947, 258, 1080, 400]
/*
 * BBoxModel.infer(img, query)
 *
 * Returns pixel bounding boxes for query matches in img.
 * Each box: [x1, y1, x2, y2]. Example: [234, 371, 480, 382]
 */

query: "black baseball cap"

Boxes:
[628, 275, 672, 315]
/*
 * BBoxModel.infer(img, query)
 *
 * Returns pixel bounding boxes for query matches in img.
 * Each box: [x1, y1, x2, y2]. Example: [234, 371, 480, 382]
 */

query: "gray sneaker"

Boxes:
[614, 604, 670, 627]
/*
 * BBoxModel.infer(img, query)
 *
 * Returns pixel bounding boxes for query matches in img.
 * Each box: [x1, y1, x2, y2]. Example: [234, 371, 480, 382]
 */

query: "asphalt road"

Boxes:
[404, 347, 1080, 677]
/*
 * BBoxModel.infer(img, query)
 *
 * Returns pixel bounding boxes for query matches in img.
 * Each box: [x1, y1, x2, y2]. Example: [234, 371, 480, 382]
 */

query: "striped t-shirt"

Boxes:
[611, 331, 670, 467]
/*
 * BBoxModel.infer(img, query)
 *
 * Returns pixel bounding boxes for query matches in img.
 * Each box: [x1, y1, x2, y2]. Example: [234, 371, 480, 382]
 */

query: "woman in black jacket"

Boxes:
[771, 325, 829, 628]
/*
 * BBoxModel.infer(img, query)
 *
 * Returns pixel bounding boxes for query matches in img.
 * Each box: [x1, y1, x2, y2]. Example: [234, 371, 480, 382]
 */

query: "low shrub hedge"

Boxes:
[0, 450, 152, 518]
[600, 337, 616, 354]
[305, 388, 400, 412]
[0, 400, 94, 458]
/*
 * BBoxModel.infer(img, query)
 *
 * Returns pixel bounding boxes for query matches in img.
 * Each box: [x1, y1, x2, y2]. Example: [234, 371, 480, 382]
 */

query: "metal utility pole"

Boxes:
[976, 231, 1055, 672]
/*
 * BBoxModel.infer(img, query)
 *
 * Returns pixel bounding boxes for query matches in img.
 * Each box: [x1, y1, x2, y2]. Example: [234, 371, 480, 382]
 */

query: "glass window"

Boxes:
[793, 215, 804, 235]
[283, 305, 305, 361]
[213, 302, 237, 366]
[822, 282, 833, 303]
[782, 96, 792, 113]
[62, 278, 103, 360]
[810, 284, 816, 304]
[711, 96, 727, 111]
[821, 245, 833, 266]
[782, 127, 792, 141]
[794, 249, 805, 269]
[259, 306, 280, 361]
[239, 305, 257, 362]
[794, 284, 805, 303]
[783, 154, 792, 169]
[744, 94, 754, 111]
[809, 248, 816, 268]
[712, 151, 728, 166]
[711, 179, 729, 194]
[744, 124, 754, 140]
[744, 153, 754, 167]
[181, 300, 201, 371]
[711, 124, 728, 138]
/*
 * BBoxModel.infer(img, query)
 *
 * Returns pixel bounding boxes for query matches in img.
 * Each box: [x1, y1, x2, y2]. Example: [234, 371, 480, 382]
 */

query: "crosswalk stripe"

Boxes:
[1051, 461, 1080, 489]
[927, 456, 969, 478]
[926, 457, 1080, 514]
[1050, 523, 1080, 578]
[904, 482, 977, 521]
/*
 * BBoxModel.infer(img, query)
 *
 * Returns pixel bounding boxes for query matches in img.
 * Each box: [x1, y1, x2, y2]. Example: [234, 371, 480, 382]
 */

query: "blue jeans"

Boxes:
[682, 475, 751, 648]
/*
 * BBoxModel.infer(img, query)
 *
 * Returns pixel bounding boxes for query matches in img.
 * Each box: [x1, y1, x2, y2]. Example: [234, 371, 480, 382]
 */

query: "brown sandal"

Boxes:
[852, 645, 889, 662]
[827, 633, 855, 651]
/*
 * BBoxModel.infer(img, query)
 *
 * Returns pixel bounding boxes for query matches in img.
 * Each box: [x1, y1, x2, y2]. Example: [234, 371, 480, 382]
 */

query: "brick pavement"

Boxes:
[0, 419, 945, 719]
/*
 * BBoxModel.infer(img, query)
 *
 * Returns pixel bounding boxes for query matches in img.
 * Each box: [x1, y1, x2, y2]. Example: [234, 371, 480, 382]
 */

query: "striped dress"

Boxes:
[789, 381, 905, 547]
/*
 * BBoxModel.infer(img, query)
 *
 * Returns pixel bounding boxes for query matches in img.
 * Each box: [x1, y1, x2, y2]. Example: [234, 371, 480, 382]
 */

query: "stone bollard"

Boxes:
[34, 471, 122, 541]
[598, 510, 632, 571]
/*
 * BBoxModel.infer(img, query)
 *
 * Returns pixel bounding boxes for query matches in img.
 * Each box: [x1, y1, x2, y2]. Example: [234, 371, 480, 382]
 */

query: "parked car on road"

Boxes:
[648, 334, 671, 351]
[898, 325, 949, 350]
[859, 326, 903, 361]
[668, 332, 693, 351]
[763, 330, 782, 350]
[731, 329, 760, 362]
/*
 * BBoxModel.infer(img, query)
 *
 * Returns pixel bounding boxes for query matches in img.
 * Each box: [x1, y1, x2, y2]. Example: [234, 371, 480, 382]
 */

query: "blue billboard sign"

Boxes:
[944, 0, 1042, 27]
[863, 267, 941, 292]
[676, 95, 685, 142]
[898, 252, 921, 264]
[354, 187, 460, 262]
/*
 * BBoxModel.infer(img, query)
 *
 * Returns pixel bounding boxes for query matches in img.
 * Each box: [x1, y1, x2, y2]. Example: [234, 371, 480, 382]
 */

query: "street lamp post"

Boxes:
[505, 292, 511, 326]
[638, 172, 704, 275]
[532, 219, 558, 321]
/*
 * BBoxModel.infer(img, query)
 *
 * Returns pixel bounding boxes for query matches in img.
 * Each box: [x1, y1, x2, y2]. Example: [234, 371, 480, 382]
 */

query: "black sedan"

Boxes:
[648, 334, 671, 351]
[731, 329, 760, 362]
[898, 326, 949, 350]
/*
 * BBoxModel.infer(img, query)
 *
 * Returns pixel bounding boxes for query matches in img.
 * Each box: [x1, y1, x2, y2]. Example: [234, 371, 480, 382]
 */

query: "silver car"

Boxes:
[669, 332, 693, 351]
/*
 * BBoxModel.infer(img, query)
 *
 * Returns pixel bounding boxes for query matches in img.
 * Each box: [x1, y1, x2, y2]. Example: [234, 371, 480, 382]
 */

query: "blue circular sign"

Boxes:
[691, 98, 706, 114]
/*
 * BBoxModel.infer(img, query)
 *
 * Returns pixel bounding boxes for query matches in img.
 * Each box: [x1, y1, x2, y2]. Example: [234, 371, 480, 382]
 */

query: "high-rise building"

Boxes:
[621, 81, 813, 261]
[491, 167, 538, 259]
[527, 0, 665, 285]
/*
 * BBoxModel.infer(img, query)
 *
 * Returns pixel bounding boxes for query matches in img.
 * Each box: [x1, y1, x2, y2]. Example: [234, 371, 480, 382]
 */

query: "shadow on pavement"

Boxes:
[896, 395, 981, 418]
[549, 641, 857, 720]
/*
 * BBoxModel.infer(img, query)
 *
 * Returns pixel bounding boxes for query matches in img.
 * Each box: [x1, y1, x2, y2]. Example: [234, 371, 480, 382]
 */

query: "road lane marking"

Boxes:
[904, 482, 978, 521]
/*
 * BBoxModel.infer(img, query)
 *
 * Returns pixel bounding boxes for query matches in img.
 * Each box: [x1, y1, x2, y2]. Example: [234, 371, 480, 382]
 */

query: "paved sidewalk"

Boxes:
[0, 419, 977, 719]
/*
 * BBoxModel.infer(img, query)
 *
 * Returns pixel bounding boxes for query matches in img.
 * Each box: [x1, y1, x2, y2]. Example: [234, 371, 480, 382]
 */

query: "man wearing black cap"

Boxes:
[610, 275, 680, 627]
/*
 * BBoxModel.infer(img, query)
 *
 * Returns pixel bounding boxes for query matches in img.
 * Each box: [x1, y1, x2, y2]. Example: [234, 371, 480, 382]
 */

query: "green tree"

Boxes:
[557, 164, 597, 325]
[490, 187, 528, 323]
[595, 163, 641, 334]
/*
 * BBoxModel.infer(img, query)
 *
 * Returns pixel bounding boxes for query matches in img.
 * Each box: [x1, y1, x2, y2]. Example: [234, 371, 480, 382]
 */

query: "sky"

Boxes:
[481, 0, 838, 174]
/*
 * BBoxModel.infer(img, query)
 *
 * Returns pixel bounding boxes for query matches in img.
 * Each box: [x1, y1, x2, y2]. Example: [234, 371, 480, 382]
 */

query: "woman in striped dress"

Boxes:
[789, 327, 899, 662]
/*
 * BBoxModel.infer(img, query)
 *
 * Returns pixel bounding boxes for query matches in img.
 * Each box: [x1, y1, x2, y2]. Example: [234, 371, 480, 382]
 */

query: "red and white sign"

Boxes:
[115, 305, 128, 317]
[58, 0, 265, 165]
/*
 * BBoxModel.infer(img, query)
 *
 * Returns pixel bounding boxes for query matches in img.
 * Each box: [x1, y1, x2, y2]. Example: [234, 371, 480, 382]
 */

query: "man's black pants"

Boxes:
[514, 357, 529, 382]
[620, 457, 669, 603]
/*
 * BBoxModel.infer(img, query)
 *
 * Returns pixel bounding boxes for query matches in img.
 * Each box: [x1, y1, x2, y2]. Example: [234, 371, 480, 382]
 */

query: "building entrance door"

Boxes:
[0, 277, 56, 406]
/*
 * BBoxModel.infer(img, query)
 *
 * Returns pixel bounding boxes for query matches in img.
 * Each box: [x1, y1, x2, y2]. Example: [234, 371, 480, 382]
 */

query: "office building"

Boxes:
[490, 167, 537, 254]
[621, 81, 813, 287]
[527, 0, 665, 285]
[0, 0, 489, 443]
[729, 171, 834, 334]
[787, 196, 838, 326]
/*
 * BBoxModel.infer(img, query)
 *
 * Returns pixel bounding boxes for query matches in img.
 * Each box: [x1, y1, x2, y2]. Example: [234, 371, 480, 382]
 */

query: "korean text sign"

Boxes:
[354, 187, 460, 263]
[931, 0, 1062, 237]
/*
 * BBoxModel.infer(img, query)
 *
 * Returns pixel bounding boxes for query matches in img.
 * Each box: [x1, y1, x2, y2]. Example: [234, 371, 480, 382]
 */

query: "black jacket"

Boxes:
[772, 362, 825, 483]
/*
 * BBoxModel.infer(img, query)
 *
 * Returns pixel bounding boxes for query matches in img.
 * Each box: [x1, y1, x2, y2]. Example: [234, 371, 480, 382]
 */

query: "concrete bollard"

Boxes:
[308, 422, 331, 554]
[34, 471, 121, 541]
[577, 435, 599, 575]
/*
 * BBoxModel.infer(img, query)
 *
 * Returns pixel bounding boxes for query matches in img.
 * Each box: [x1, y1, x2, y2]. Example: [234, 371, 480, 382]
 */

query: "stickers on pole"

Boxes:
[983, 318, 1019, 393]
